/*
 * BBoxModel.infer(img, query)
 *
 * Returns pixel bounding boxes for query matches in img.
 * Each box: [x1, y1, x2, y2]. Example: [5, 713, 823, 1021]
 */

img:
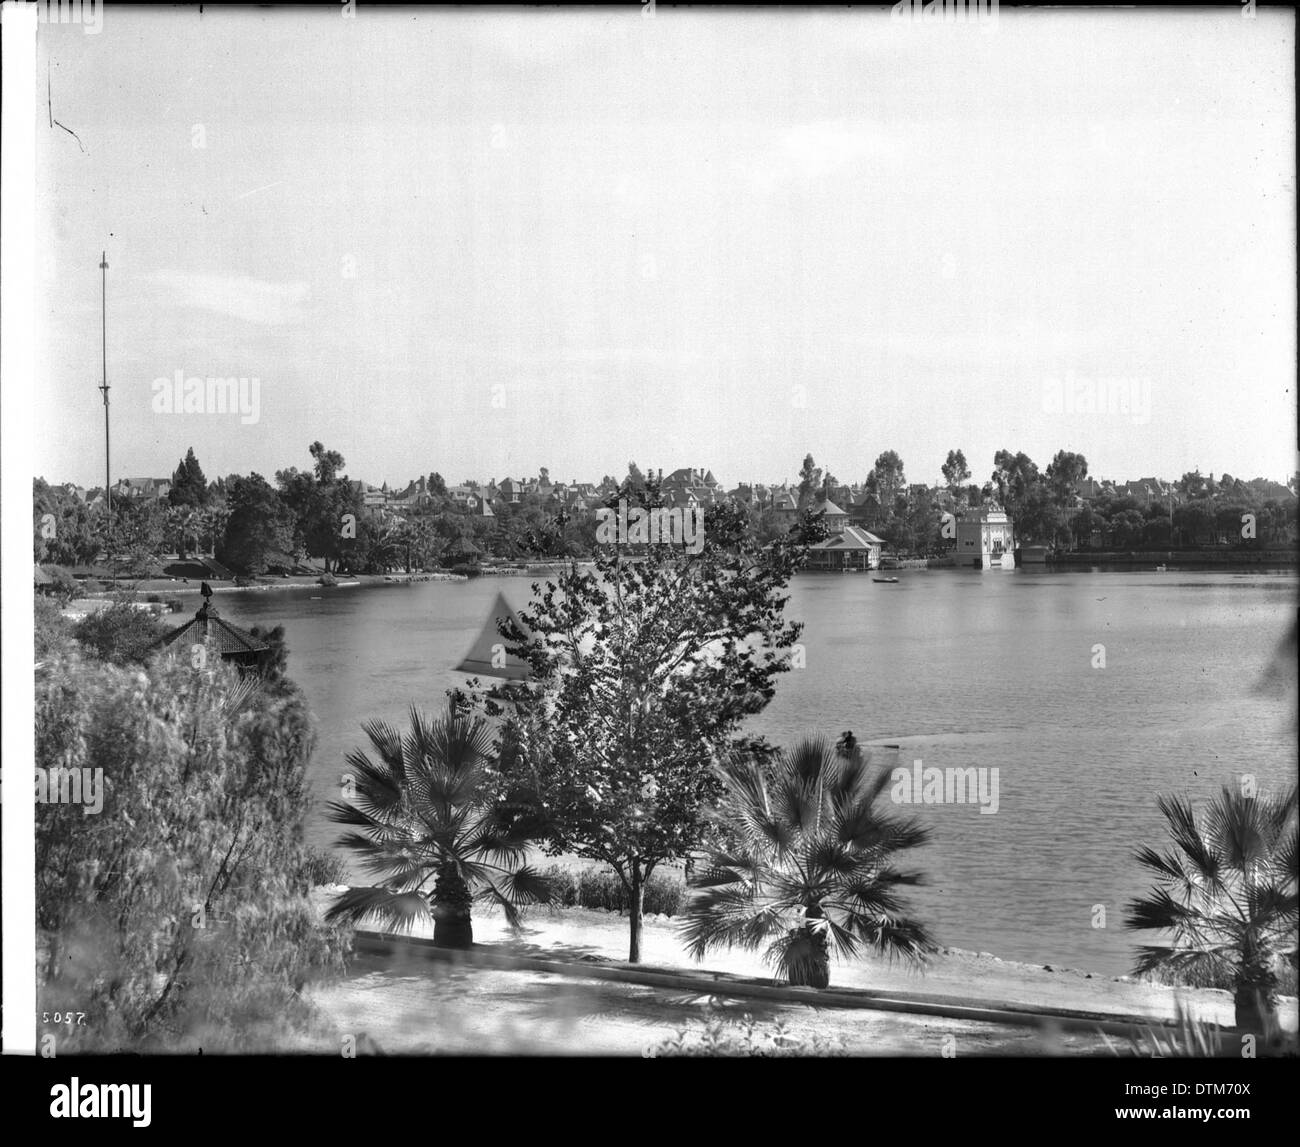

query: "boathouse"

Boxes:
[807, 526, 885, 571]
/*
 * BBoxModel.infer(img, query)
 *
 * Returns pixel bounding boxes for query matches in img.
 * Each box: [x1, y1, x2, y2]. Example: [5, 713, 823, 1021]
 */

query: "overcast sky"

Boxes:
[35, 7, 1295, 492]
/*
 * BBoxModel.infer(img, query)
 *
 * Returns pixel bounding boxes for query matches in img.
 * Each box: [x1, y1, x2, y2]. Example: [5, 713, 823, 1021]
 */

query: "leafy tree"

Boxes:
[1125, 785, 1297, 1035]
[796, 453, 822, 510]
[1044, 450, 1088, 505]
[1177, 470, 1210, 499]
[1015, 484, 1067, 546]
[680, 735, 935, 988]
[112, 497, 168, 556]
[325, 707, 551, 948]
[277, 444, 361, 573]
[427, 472, 448, 497]
[309, 440, 345, 485]
[1173, 501, 1215, 546]
[218, 473, 295, 577]
[991, 449, 1039, 516]
[872, 451, 906, 510]
[247, 623, 292, 692]
[36, 650, 348, 1051]
[466, 500, 811, 962]
[168, 447, 209, 508]
[941, 449, 970, 493]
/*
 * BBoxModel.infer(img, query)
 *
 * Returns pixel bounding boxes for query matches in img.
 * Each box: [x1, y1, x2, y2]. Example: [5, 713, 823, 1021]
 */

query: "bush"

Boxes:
[44, 565, 79, 600]
[646, 996, 846, 1057]
[317, 572, 337, 587]
[36, 652, 349, 1051]
[35, 596, 69, 662]
[541, 864, 685, 916]
[71, 600, 167, 665]
[303, 846, 350, 887]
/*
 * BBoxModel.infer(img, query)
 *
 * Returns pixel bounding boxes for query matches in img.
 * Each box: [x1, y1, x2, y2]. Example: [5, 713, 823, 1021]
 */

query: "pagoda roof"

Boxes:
[147, 599, 269, 661]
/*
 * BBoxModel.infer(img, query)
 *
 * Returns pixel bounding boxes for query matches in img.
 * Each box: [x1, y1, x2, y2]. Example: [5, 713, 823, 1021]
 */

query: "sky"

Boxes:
[33, 6, 1297, 493]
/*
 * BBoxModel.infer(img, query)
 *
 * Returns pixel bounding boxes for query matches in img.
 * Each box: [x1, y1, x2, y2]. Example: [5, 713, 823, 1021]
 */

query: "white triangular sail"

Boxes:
[455, 591, 531, 679]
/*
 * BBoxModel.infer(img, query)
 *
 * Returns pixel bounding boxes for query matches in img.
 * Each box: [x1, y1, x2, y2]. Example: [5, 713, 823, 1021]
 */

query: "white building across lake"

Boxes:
[956, 509, 1015, 569]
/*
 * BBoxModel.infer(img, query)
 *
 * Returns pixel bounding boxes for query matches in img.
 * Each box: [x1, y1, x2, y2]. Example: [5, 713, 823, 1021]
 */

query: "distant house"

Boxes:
[113, 477, 171, 501]
[496, 477, 523, 505]
[346, 479, 389, 512]
[1248, 478, 1297, 502]
[810, 498, 849, 531]
[1117, 478, 1170, 506]
[846, 495, 881, 529]
[659, 467, 722, 507]
[806, 526, 885, 571]
[956, 509, 1015, 569]
[391, 476, 432, 509]
[770, 490, 800, 526]
[467, 493, 495, 518]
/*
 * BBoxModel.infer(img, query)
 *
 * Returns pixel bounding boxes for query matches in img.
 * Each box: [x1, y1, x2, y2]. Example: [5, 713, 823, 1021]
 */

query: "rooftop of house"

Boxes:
[809, 526, 885, 551]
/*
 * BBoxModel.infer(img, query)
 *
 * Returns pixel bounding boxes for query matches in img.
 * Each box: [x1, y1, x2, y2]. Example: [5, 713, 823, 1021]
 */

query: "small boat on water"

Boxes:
[873, 576, 899, 583]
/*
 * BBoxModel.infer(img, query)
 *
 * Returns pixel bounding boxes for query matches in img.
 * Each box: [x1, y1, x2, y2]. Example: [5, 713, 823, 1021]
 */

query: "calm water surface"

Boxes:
[229, 569, 1297, 977]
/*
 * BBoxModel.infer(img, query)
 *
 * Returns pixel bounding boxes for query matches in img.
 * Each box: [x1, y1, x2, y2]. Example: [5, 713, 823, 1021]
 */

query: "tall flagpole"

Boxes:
[98, 251, 112, 575]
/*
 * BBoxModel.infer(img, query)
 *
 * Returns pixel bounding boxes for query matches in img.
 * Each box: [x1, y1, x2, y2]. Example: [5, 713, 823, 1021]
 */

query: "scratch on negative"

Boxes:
[48, 61, 86, 153]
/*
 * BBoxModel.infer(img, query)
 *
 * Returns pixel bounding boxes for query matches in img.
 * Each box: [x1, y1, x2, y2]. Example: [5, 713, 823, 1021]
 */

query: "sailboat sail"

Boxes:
[455, 591, 531, 680]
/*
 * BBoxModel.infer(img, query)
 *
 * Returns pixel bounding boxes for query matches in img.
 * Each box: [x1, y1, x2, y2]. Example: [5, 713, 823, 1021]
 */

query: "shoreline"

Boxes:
[308, 889, 1298, 1033]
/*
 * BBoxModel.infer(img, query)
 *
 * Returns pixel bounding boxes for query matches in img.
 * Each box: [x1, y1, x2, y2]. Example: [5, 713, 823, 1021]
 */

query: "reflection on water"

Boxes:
[228, 568, 1297, 977]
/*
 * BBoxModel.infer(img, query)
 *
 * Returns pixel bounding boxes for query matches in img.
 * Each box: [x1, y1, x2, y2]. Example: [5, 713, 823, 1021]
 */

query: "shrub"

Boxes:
[71, 600, 167, 665]
[303, 847, 350, 887]
[541, 864, 685, 916]
[646, 996, 846, 1057]
[45, 565, 79, 600]
[317, 572, 337, 587]
[36, 652, 349, 1051]
[35, 596, 69, 662]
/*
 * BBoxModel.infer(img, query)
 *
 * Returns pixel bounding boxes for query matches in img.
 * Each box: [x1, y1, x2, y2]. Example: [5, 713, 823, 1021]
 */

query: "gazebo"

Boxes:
[146, 585, 269, 668]
[443, 537, 482, 567]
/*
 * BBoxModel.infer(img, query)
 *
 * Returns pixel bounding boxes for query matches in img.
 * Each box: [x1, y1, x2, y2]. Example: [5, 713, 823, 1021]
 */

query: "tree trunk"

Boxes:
[431, 863, 473, 949]
[1233, 985, 1273, 1036]
[786, 918, 831, 989]
[628, 863, 644, 964]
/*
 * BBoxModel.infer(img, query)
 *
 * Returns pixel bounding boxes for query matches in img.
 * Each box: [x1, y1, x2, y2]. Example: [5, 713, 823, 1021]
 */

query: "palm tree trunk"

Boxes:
[1234, 943, 1277, 1034]
[431, 863, 473, 949]
[788, 910, 831, 989]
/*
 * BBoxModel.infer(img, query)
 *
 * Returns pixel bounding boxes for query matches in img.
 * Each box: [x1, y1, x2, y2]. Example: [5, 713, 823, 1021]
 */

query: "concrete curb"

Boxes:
[352, 930, 1221, 1038]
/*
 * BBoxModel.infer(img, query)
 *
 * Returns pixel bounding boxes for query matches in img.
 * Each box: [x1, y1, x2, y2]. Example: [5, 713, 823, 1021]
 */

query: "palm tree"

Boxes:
[679, 735, 935, 988]
[1124, 784, 1297, 1034]
[325, 707, 551, 948]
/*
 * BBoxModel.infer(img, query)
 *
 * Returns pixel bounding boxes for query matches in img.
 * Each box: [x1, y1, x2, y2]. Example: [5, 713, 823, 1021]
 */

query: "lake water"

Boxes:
[227, 568, 1297, 977]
